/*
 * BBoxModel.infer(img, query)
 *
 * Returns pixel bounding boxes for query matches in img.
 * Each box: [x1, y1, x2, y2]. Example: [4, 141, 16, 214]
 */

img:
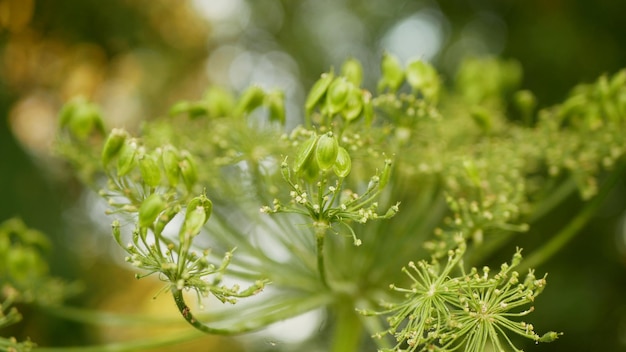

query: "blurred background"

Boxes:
[1, 0, 626, 351]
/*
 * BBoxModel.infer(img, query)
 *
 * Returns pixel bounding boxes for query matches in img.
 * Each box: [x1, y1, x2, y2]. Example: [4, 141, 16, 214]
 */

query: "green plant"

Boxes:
[3, 54, 626, 351]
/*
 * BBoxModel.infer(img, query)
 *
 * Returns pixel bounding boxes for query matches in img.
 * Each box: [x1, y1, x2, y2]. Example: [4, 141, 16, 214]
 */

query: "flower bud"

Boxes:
[539, 331, 561, 343]
[117, 140, 138, 177]
[235, 85, 266, 117]
[138, 193, 166, 228]
[179, 151, 198, 191]
[315, 132, 339, 171]
[341, 58, 363, 86]
[378, 53, 404, 93]
[333, 146, 351, 177]
[406, 59, 440, 102]
[326, 78, 351, 115]
[139, 154, 161, 188]
[305, 72, 334, 115]
[161, 145, 180, 187]
[101, 128, 128, 167]
[293, 134, 318, 173]
[265, 90, 286, 124]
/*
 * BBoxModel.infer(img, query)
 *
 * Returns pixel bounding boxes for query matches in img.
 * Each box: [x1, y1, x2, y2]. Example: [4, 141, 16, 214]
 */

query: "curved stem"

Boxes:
[519, 164, 625, 271]
[34, 329, 203, 352]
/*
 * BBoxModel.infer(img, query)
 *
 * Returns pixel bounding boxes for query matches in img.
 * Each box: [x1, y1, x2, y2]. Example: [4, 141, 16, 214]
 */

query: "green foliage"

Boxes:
[8, 54, 626, 351]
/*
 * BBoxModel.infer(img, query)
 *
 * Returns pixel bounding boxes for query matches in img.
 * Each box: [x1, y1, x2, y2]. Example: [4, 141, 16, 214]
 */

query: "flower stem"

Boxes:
[519, 164, 625, 271]
[331, 300, 362, 352]
[316, 227, 330, 289]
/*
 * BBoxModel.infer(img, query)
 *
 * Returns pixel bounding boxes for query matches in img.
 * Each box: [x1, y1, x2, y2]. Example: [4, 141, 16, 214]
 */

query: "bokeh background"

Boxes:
[1, 0, 626, 351]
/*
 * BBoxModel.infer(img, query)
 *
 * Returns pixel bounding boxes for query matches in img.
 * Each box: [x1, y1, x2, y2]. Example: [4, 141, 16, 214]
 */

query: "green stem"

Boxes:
[331, 302, 362, 352]
[519, 164, 625, 271]
[34, 329, 203, 352]
[316, 227, 330, 289]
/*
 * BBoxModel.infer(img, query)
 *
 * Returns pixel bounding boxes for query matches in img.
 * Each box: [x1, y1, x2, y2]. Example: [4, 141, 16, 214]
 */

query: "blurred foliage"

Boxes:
[1, 0, 626, 351]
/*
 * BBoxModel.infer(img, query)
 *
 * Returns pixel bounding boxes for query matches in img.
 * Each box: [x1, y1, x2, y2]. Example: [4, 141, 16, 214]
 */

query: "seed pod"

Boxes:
[293, 133, 318, 173]
[102, 128, 128, 167]
[169, 101, 191, 116]
[265, 90, 286, 124]
[378, 53, 404, 93]
[333, 146, 351, 177]
[379, 159, 393, 190]
[539, 332, 561, 343]
[68, 102, 105, 140]
[117, 140, 138, 177]
[139, 154, 161, 188]
[341, 87, 364, 122]
[205, 86, 236, 118]
[406, 59, 440, 102]
[161, 146, 180, 187]
[235, 85, 265, 117]
[111, 220, 123, 247]
[305, 72, 334, 115]
[469, 106, 493, 133]
[315, 132, 339, 171]
[341, 58, 363, 86]
[179, 151, 198, 191]
[326, 78, 351, 115]
[181, 195, 212, 238]
[138, 193, 166, 228]
[362, 90, 374, 127]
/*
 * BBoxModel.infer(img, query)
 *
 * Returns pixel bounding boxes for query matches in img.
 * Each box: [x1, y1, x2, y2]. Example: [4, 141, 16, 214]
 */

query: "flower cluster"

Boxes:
[363, 240, 560, 352]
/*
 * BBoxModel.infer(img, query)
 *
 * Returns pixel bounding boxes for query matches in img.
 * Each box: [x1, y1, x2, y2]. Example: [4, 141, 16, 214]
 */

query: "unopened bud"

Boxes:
[379, 159, 393, 190]
[406, 59, 440, 102]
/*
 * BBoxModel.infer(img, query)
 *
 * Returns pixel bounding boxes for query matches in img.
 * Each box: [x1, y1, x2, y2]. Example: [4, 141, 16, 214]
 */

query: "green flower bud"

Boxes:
[179, 151, 198, 191]
[341, 58, 363, 86]
[513, 90, 537, 126]
[315, 132, 339, 171]
[305, 71, 334, 115]
[406, 59, 440, 102]
[378, 52, 404, 93]
[205, 86, 236, 118]
[333, 146, 351, 177]
[326, 78, 351, 115]
[117, 140, 138, 177]
[138, 193, 166, 228]
[265, 90, 286, 124]
[235, 85, 266, 117]
[102, 128, 128, 167]
[341, 88, 363, 122]
[139, 154, 161, 188]
[293, 133, 318, 173]
[67, 101, 105, 140]
[161, 145, 180, 187]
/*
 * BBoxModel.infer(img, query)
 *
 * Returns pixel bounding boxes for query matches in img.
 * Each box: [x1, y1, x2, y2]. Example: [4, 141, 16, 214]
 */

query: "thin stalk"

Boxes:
[316, 227, 330, 289]
[34, 329, 203, 352]
[519, 163, 625, 271]
[331, 301, 362, 352]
